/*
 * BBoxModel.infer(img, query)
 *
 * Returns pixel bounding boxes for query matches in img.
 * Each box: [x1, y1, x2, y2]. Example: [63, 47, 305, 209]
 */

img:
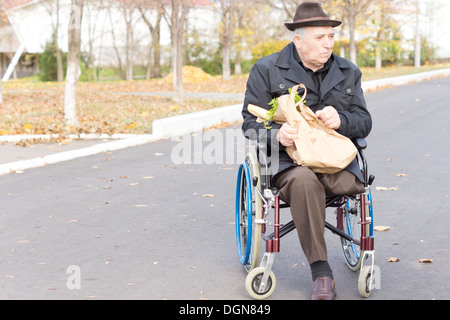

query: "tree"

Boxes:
[341, 0, 375, 65]
[0, 0, 6, 103]
[164, 0, 192, 103]
[42, 0, 65, 82]
[219, 0, 235, 80]
[119, 0, 138, 81]
[414, 0, 421, 67]
[64, 0, 84, 126]
[83, 0, 108, 81]
[138, 0, 163, 79]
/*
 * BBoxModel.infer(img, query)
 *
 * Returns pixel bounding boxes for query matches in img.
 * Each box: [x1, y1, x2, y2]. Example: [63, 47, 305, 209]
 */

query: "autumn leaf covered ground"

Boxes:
[1, 64, 449, 139]
[0, 66, 247, 137]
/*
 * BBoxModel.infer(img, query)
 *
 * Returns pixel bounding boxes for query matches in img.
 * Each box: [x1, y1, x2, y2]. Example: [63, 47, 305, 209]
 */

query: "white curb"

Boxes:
[152, 103, 242, 140]
[0, 134, 155, 175]
[0, 133, 145, 142]
[362, 68, 450, 92]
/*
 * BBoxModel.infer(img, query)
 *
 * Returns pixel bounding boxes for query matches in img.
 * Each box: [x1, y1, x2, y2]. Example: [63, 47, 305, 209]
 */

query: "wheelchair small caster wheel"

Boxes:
[245, 267, 276, 300]
[358, 266, 374, 298]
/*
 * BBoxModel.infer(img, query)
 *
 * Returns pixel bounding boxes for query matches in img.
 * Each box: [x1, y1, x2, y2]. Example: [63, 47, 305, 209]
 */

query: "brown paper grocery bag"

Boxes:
[279, 84, 357, 174]
[248, 84, 357, 174]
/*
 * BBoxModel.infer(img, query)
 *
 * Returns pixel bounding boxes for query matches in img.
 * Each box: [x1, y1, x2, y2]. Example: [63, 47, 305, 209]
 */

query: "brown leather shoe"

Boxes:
[310, 277, 336, 300]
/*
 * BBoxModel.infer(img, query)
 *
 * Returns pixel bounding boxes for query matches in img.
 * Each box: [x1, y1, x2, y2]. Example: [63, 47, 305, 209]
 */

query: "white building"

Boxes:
[1, 0, 220, 79]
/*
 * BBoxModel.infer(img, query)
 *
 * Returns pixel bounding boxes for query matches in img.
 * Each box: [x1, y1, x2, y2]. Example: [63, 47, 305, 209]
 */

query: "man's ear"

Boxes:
[293, 34, 302, 49]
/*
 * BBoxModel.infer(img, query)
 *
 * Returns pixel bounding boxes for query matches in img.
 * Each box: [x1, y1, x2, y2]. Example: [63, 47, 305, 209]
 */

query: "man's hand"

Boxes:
[316, 106, 341, 130]
[277, 122, 297, 147]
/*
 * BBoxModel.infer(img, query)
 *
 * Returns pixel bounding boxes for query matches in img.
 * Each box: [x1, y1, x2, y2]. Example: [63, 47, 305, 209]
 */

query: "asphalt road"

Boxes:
[0, 76, 449, 301]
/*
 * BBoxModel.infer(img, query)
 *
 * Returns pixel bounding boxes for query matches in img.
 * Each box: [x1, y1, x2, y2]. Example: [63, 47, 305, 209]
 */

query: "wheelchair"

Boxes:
[235, 138, 376, 299]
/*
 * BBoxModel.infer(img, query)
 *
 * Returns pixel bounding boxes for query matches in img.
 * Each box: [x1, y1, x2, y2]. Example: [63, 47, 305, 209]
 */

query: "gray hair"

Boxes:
[292, 27, 306, 40]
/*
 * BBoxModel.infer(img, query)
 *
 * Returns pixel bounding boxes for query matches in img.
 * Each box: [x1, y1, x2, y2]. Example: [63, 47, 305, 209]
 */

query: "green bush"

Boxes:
[251, 39, 291, 63]
[38, 38, 67, 81]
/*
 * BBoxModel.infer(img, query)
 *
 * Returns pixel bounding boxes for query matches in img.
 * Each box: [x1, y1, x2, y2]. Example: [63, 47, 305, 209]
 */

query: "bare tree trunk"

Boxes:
[175, 20, 184, 101]
[234, 49, 241, 75]
[107, 6, 125, 79]
[122, 2, 135, 81]
[139, 1, 163, 79]
[220, 0, 234, 80]
[0, 1, 4, 103]
[64, 0, 84, 126]
[348, 15, 357, 65]
[55, 0, 64, 82]
[342, 0, 376, 66]
[164, 0, 190, 103]
[414, 0, 421, 68]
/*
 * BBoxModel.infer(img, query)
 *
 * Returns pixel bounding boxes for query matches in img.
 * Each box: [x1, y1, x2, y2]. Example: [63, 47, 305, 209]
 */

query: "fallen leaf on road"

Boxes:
[387, 257, 400, 262]
[134, 204, 148, 207]
[376, 186, 398, 191]
[374, 226, 391, 232]
[419, 259, 433, 263]
[67, 219, 78, 224]
[396, 173, 407, 177]
[218, 166, 234, 170]
[202, 194, 215, 197]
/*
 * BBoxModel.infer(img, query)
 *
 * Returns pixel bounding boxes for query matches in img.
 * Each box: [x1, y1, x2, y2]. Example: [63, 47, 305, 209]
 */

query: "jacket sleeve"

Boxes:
[241, 61, 285, 153]
[336, 70, 372, 139]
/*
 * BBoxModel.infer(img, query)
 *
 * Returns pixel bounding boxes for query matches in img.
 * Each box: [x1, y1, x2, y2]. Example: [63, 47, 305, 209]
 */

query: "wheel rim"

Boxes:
[251, 272, 273, 295]
[235, 153, 263, 271]
[340, 198, 362, 270]
[235, 163, 252, 265]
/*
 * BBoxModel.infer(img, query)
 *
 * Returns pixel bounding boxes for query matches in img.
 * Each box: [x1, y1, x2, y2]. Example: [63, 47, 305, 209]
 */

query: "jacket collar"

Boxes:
[275, 42, 350, 97]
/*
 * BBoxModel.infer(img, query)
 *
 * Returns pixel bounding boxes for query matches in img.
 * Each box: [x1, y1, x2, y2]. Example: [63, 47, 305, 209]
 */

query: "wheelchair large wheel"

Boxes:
[235, 152, 263, 272]
[339, 189, 373, 271]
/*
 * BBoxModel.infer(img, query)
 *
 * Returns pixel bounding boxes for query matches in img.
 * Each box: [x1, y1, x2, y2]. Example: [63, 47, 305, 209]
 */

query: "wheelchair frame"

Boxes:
[235, 138, 376, 299]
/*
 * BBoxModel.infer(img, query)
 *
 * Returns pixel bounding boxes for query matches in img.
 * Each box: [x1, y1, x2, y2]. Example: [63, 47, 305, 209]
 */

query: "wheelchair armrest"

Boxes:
[353, 138, 367, 150]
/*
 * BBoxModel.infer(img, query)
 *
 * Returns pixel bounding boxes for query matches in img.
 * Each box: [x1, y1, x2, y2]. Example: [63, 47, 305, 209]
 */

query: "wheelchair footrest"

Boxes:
[263, 220, 296, 241]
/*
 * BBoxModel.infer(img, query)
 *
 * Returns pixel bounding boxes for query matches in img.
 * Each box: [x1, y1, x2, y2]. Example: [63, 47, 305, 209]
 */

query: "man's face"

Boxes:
[294, 26, 335, 71]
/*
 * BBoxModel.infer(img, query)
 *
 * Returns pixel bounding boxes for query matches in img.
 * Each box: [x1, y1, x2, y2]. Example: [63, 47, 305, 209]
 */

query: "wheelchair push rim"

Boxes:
[235, 153, 262, 272]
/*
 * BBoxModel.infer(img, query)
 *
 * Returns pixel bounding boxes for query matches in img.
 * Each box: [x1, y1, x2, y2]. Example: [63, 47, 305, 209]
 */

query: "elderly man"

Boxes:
[242, 2, 372, 300]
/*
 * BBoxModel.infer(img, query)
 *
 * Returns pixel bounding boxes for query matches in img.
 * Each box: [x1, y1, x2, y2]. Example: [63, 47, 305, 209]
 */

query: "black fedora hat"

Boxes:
[285, 2, 342, 31]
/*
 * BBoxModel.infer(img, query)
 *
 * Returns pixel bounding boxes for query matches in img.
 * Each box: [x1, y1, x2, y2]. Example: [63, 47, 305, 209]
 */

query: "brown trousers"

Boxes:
[273, 167, 365, 264]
